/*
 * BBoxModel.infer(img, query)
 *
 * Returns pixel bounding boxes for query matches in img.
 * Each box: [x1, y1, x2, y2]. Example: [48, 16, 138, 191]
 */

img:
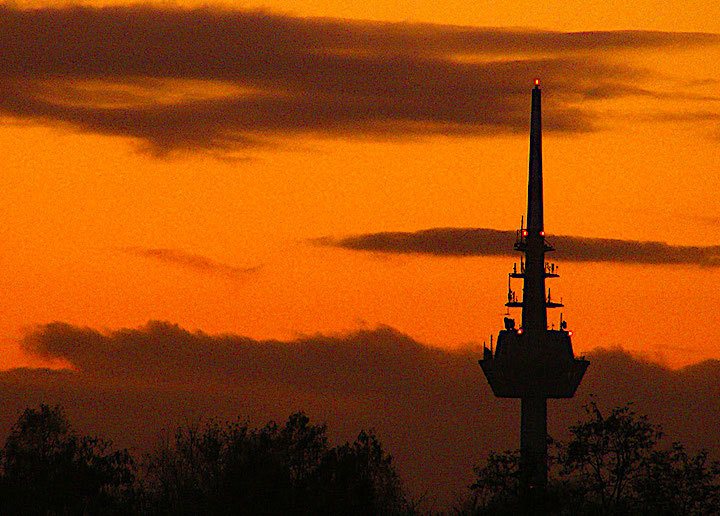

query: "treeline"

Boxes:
[466, 402, 720, 515]
[0, 403, 719, 515]
[0, 405, 408, 515]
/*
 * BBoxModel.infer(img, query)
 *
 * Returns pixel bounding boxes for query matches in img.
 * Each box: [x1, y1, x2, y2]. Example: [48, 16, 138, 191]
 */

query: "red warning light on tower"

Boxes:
[534, 78, 540, 86]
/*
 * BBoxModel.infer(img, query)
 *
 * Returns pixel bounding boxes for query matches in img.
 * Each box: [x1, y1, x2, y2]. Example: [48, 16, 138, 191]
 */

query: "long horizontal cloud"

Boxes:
[121, 247, 260, 278]
[316, 227, 720, 266]
[8, 321, 720, 507]
[0, 6, 717, 154]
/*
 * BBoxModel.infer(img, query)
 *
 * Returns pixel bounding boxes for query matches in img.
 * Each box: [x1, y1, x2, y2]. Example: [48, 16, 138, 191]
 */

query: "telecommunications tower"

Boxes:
[479, 81, 589, 508]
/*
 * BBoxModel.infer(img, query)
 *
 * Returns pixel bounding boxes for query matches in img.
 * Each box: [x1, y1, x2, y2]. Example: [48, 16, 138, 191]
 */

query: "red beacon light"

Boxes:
[522, 229, 528, 236]
[534, 79, 540, 86]
[568, 330, 573, 336]
[540, 230, 545, 236]
[517, 328, 524, 335]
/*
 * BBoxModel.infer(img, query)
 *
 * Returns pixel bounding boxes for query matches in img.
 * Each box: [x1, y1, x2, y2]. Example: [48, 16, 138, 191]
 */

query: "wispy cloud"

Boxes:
[315, 227, 720, 266]
[122, 247, 260, 278]
[0, 5, 717, 154]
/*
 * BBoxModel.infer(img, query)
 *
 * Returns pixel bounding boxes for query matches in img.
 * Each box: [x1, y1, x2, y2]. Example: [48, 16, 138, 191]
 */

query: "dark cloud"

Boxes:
[316, 227, 720, 266]
[7, 321, 720, 507]
[0, 6, 717, 154]
[644, 111, 720, 123]
[121, 247, 260, 278]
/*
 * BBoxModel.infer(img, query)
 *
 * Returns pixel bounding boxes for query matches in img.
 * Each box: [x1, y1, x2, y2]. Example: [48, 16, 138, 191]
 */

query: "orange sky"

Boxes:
[0, 1, 719, 370]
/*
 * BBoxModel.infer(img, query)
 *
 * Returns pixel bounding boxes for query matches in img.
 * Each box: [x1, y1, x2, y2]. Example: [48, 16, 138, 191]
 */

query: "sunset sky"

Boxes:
[2, 0, 720, 504]
[1, 0, 719, 368]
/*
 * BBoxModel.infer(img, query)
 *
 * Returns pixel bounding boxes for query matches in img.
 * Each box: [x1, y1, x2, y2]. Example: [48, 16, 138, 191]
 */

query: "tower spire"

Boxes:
[520, 80, 548, 339]
[527, 80, 543, 233]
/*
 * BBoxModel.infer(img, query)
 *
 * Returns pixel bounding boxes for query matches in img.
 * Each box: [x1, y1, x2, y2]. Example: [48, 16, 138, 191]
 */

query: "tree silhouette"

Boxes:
[0, 404, 135, 515]
[314, 429, 405, 515]
[558, 401, 661, 513]
[143, 412, 408, 515]
[468, 402, 720, 515]
[467, 450, 521, 514]
[635, 442, 720, 515]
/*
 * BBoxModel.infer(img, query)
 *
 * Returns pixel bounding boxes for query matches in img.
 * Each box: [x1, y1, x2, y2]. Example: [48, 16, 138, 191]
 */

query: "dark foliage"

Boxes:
[315, 429, 406, 514]
[466, 450, 521, 514]
[141, 412, 408, 515]
[557, 402, 662, 514]
[467, 402, 720, 515]
[0, 405, 409, 515]
[4, 401, 716, 515]
[635, 443, 720, 515]
[0, 404, 135, 515]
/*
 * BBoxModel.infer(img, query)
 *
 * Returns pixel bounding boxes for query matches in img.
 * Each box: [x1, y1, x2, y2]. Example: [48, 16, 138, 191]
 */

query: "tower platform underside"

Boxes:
[480, 330, 588, 398]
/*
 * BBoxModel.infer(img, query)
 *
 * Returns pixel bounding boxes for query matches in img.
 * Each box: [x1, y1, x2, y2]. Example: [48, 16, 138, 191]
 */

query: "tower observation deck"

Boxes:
[479, 81, 589, 508]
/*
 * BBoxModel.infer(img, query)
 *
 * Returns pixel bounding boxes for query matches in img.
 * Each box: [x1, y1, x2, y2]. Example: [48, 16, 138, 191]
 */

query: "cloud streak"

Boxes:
[316, 227, 720, 266]
[0, 5, 717, 154]
[122, 247, 260, 278]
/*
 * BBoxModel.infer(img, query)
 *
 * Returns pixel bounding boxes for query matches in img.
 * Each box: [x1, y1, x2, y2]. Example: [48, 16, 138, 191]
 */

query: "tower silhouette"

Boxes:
[479, 81, 589, 508]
